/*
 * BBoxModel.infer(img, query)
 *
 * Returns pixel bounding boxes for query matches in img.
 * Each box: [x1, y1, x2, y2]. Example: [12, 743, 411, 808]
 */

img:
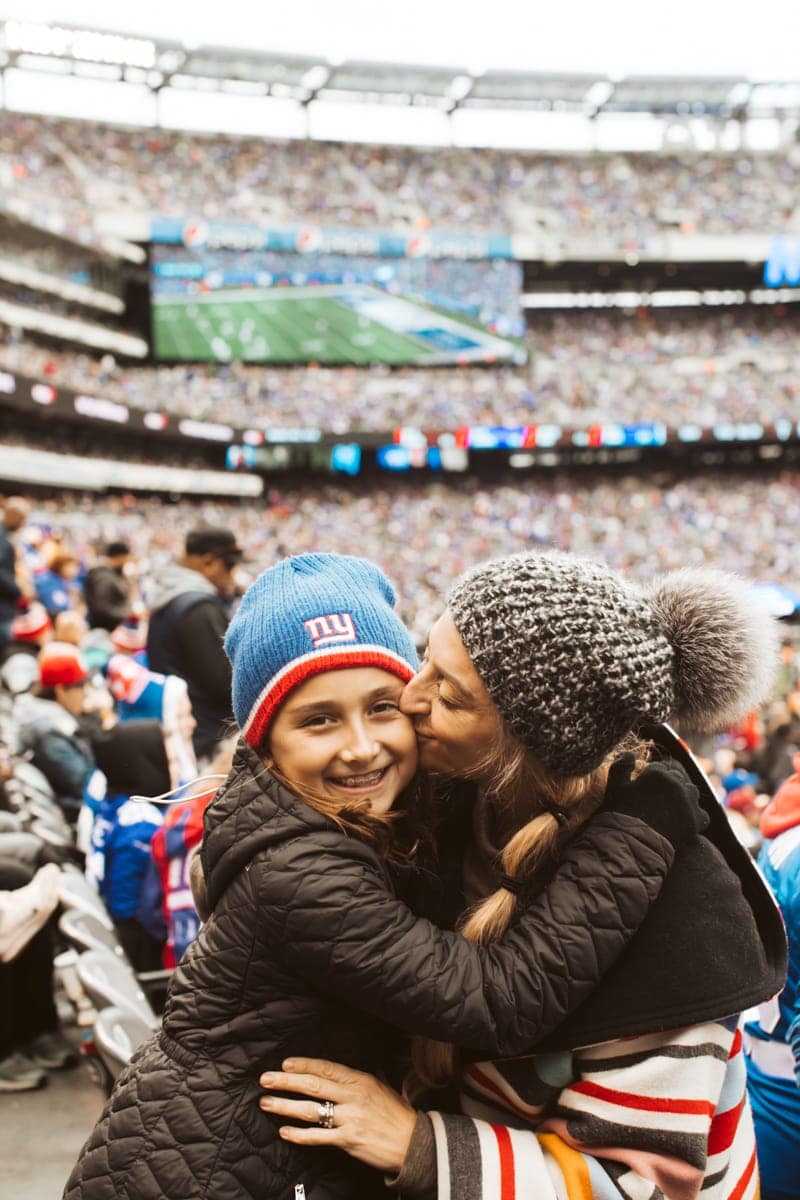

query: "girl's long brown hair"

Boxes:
[407, 725, 650, 1094]
[261, 750, 431, 863]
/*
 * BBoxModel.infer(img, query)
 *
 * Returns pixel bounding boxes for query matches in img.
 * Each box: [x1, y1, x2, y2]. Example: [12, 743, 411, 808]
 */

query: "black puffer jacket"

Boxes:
[64, 741, 699, 1200]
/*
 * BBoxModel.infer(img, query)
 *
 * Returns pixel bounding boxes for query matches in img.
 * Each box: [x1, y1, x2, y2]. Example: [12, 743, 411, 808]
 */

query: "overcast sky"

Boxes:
[2, 0, 800, 79]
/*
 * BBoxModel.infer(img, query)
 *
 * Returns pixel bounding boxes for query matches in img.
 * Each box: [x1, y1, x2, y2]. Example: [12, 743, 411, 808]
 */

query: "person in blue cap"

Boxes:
[64, 552, 705, 1200]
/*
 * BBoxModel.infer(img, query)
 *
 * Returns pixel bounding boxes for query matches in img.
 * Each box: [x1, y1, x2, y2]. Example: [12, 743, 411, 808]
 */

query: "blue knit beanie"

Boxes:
[225, 553, 418, 749]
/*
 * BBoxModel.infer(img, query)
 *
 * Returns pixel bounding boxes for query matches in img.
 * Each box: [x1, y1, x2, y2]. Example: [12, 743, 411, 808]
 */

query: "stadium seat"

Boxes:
[12, 760, 56, 799]
[93, 1006, 153, 1084]
[75, 950, 159, 1028]
[58, 864, 114, 929]
[59, 908, 127, 958]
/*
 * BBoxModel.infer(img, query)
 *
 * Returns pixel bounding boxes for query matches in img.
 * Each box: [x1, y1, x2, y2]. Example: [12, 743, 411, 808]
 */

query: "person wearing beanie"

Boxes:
[745, 760, 800, 1200]
[11, 642, 96, 822]
[263, 550, 787, 1200]
[66, 552, 709, 1200]
[3, 601, 52, 662]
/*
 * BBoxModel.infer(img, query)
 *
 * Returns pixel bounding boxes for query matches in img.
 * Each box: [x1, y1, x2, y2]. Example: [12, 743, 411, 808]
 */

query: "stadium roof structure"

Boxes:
[0, 17, 797, 119]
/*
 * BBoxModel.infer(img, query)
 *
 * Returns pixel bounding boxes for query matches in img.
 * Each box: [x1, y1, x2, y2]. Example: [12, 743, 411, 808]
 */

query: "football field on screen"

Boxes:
[152, 284, 521, 365]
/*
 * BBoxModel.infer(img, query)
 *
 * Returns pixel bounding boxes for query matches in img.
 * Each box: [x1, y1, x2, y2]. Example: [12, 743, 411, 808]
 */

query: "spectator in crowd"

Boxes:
[53, 609, 89, 646]
[746, 765, 800, 1200]
[2, 601, 52, 662]
[0, 857, 77, 1092]
[0, 495, 30, 651]
[83, 540, 133, 632]
[86, 719, 170, 972]
[138, 736, 236, 969]
[13, 642, 97, 821]
[145, 527, 243, 761]
[105, 653, 198, 787]
[34, 550, 83, 619]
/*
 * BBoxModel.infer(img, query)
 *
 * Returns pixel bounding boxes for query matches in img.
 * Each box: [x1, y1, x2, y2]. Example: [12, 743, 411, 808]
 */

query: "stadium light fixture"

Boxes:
[584, 80, 613, 111]
[2, 21, 156, 70]
[301, 65, 330, 93]
[15, 54, 73, 75]
[448, 74, 473, 101]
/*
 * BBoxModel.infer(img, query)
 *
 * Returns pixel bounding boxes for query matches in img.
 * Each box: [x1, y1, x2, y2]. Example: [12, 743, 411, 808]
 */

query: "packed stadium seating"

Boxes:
[23, 475, 798, 646]
[3, 304, 799, 432]
[1, 112, 799, 238]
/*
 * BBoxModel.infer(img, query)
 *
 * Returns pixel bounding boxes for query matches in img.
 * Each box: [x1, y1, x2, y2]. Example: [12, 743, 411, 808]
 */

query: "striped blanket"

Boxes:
[429, 1017, 759, 1200]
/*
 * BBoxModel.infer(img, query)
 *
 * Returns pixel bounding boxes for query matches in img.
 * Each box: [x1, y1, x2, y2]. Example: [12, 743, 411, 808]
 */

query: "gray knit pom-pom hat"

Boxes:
[447, 550, 779, 776]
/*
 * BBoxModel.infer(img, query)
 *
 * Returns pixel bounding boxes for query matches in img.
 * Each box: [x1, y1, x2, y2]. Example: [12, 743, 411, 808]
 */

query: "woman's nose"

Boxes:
[400, 673, 431, 714]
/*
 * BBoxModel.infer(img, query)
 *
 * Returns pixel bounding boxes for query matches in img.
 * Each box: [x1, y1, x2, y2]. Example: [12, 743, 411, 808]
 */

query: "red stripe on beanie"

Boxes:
[243, 648, 414, 749]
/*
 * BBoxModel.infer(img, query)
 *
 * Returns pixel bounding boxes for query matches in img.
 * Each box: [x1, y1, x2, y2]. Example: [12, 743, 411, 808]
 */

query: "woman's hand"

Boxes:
[259, 1057, 417, 1174]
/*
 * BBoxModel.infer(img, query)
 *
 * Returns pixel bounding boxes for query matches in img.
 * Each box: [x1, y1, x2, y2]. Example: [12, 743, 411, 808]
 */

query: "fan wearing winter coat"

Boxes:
[259, 551, 786, 1200]
[64, 553, 713, 1200]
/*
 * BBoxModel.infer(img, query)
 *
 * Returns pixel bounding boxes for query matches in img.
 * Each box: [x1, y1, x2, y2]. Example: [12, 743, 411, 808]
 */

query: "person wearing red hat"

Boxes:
[13, 643, 97, 822]
[3, 602, 52, 661]
[745, 758, 800, 1200]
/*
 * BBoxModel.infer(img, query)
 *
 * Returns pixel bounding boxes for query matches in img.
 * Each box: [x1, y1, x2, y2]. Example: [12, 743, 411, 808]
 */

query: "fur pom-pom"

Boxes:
[646, 568, 779, 732]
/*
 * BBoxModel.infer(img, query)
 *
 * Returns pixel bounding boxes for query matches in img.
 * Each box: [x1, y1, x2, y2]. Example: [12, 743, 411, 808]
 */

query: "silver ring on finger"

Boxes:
[316, 1100, 336, 1129]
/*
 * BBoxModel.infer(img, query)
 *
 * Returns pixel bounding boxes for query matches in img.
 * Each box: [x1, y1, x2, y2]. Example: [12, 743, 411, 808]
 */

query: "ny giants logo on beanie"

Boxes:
[303, 613, 356, 648]
[225, 553, 419, 751]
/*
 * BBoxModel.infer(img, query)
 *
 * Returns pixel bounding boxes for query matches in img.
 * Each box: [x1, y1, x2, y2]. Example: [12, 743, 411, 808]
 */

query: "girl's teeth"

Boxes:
[338, 770, 384, 787]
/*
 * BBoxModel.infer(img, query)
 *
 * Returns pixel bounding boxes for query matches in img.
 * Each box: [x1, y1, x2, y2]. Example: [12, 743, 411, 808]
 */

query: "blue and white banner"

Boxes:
[149, 217, 515, 261]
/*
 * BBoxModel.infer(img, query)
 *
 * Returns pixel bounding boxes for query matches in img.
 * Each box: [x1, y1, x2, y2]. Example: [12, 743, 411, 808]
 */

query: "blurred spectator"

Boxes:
[106, 654, 197, 786]
[86, 719, 169, 971]
[34, 550, 82, 618]
[0, 495, 30, 651]
[3, 602, 52, 662]
[53, 609, 89, 646]
[138, 735, 236, 968]
[0, 858, 77, 1092]
[83, 540, 133, 632]
[746, 765, 800, 1200]
[13, 642, 96, 820]
[145, 527, 242, 761]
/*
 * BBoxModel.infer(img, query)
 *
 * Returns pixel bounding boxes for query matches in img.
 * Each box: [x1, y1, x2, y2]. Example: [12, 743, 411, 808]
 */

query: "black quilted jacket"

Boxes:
[64, 742, 693, 1200]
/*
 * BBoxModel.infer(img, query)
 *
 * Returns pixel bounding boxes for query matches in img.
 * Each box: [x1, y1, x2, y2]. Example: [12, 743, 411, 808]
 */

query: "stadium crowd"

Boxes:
[1, 483, 798, 1157]
[2, 306, 799, 432]
[2, 112, 800, 239]
[10, 472, 799, 647]
[0, 236, 105, 288]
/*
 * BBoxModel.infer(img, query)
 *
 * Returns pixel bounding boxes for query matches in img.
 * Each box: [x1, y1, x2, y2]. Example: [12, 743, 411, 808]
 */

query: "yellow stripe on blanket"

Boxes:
[538, 1133, 593, 1200]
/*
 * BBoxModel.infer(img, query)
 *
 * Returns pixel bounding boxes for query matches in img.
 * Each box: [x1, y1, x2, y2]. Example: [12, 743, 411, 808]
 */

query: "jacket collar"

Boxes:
[200, 739, 383, 913]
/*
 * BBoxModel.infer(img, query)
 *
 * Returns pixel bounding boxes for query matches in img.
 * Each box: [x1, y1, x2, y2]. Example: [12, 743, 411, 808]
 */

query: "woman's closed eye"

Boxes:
[437, 690, 460, 711]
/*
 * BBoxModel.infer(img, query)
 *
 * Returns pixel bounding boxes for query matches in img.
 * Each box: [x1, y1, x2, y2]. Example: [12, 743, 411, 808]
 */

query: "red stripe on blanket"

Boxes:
[729, 1027, 743, 1058]
[466, 1065, 533, 1120]
[491, 1123, 516, 1200]
[571, 1079, 716, 1116]
[707, 1096, 746, 1156]
[728, 1147, 758, 1200]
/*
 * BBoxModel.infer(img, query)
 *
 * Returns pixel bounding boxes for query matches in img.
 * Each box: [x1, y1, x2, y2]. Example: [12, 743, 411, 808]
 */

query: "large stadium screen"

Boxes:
[150, 245, 526, 366]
